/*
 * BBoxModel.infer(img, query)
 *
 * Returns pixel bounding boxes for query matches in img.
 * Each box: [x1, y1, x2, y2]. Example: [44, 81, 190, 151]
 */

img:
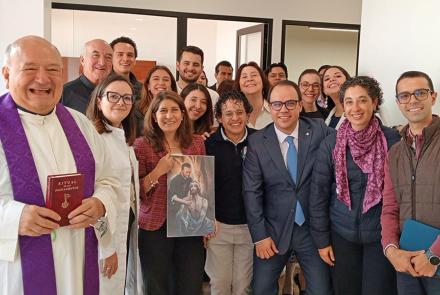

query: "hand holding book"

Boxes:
[45, 173, 84, 226]
[18, 205, 60, 236]
[67, 197, 106, 229]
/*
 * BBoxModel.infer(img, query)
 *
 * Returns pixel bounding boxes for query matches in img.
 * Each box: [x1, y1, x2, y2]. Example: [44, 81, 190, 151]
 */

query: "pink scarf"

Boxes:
[333, 117, 387, 213]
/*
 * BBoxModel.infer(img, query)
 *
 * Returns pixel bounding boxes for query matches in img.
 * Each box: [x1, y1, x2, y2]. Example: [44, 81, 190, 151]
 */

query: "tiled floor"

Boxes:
[200, 273, 305, 295]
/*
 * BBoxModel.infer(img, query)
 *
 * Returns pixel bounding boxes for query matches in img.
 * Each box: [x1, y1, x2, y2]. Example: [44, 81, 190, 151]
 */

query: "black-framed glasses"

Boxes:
[104, 91, 134, 105]
[300, 82, 320, 91]
[269, 100, 299, 111]
[395, 88, 432, 104]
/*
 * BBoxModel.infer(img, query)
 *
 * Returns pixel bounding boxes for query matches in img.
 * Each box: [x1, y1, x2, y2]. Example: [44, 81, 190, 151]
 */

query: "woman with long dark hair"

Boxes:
[134, 91, 207, 295]
[135, 65, 177, 135]
[322, 66, 351, 129]
[181, 83, 214, 135]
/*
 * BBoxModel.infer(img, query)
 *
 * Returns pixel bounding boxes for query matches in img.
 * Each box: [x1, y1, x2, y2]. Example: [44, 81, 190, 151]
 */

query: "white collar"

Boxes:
[220, 126, 248, 145]
[18, 106, 57, 125]
[274, 121, 299, 144]
[105, 122, 126, 137]
[262, 100, 271, 112]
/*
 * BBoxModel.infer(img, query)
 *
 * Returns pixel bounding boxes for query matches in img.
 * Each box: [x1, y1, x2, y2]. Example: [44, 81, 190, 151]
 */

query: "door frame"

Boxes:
[236, 24, 268, 71]
[52, 3, 273, 72]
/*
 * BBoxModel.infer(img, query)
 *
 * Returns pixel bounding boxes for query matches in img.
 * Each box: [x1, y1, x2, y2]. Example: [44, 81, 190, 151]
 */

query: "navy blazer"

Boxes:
[243, 117, 334, 254]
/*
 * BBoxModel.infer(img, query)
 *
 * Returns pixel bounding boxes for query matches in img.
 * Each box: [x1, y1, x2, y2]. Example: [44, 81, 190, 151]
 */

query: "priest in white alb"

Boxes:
[0, 36, 118, 295]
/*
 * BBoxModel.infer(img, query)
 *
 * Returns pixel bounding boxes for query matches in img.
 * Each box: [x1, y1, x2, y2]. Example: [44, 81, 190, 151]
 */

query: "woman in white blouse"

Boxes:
[87, 74, 141, 295]
[234, 62, 272, 130]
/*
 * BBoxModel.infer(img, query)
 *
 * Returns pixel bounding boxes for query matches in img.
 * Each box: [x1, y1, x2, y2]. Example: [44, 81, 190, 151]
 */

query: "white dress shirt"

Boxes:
[273, 122, 300, 167]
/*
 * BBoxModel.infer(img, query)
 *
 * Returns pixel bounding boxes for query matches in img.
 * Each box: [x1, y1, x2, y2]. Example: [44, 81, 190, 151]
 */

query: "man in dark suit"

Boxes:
[243, 80, 334, 295]
[168, 162, 193, 232]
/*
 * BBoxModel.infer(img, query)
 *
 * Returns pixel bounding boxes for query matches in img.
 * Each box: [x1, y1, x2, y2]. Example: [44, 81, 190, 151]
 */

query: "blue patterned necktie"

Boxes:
[286, 136, 305, 226]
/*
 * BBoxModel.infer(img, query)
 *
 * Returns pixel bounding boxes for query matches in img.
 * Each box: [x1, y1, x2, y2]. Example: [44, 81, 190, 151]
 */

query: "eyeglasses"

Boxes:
[104, 91, 134, 105]
[223, 110, 246, 119]
[395, 88, 432, 104]
[269, 100, 300, 111]
[300, 82, 320, 91]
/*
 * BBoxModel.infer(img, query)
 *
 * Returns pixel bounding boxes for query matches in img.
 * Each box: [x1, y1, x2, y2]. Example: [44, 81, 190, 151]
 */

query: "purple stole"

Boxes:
[0, 93, 99, 295]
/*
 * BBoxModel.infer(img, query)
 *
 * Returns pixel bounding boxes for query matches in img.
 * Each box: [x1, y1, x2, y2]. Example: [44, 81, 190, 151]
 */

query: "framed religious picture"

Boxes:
[167, 155, 215, 237]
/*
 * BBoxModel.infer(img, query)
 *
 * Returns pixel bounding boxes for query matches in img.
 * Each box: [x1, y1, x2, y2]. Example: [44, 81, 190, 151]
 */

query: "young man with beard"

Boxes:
[176, 45, 219, 106]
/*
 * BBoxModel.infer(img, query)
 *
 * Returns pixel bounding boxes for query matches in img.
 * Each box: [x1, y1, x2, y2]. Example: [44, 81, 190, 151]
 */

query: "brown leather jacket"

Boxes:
[388, 116, 440, 228]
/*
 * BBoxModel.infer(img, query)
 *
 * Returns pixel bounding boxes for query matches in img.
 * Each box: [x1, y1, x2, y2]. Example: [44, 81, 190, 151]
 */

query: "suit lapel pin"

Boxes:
[306, 132, 310, 136]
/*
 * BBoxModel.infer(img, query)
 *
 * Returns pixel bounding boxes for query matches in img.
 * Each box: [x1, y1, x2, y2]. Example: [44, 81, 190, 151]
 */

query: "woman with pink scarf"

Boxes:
[309, 76, 399, 295]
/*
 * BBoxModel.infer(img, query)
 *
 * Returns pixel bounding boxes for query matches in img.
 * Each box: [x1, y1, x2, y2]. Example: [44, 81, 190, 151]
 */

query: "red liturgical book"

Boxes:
[45, 173, 84, 226]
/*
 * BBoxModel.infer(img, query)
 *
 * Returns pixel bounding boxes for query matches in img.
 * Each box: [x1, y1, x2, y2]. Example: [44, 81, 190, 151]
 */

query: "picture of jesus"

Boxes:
[167, 155, 215, 237]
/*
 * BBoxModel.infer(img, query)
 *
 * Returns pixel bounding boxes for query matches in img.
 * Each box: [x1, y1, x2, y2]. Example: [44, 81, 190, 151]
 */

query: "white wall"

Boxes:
[50, 0, 362, 62]
[240, 31, 263, 66]
[187, 19, 260, 84]
[187, 19, 218, 84]
[284, 26, 358, 82]
[51, 9, 177, 73]
[0, 0, 362, 94]
[215, 21, 260, 75]
[0, 0, 49, 94]
[51, 9, 74, 56]
[52, 13, 255, 84]
[358, 0, 440, 126]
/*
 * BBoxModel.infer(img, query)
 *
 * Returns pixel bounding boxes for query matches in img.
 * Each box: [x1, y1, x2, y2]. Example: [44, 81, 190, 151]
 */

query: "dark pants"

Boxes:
[138, 224, 204, 295]
[397, 272, 440, 295]
[252, 224, 333, 295]
[331, 230, 397, 295]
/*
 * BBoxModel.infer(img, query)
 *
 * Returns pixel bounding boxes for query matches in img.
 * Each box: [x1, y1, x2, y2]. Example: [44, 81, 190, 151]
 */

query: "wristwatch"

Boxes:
[425, 249, 440, 266]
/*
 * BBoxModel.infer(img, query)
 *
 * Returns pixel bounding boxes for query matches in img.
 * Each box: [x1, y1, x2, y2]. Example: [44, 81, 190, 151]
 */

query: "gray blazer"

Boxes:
[243, 117, 334, 254]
